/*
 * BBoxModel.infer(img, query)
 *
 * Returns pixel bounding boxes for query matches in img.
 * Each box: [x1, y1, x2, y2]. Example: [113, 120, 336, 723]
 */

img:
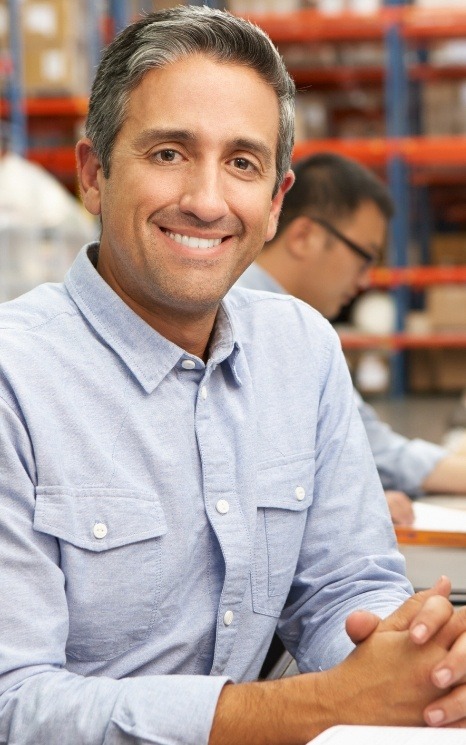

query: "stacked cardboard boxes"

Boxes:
[409, 285, 466, 392]
[1, 0, 89, 96]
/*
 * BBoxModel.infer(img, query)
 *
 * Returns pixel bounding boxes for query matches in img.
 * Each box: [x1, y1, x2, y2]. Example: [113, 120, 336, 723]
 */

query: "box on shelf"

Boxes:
[431, 233, 466, 265]
[409, 349, 466, 393]
[422, 81, 466, 137]
[0, 0, 90, 95]
[426, 285, 466, 331]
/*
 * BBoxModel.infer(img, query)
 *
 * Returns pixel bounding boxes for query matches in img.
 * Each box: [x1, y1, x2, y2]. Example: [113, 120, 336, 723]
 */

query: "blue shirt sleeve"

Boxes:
[275, 333, 412, 672]
[354, 389, 447, 497]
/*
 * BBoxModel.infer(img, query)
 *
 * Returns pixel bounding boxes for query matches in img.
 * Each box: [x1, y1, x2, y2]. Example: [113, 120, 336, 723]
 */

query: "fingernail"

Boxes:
[411, 623, 428, 642]
[434, 668, 452, 687]
[426, 709, 445, 725]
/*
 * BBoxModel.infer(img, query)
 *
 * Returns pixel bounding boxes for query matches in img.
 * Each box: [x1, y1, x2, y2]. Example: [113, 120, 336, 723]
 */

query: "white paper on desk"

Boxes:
[309, 725, 466, 743]
[412, 501, 466, 533]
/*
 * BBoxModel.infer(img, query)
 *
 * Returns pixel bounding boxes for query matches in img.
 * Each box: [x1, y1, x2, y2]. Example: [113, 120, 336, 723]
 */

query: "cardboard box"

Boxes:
[22, 0, 86, 45]
[0, 0, 89, 95]
[408, 349, 437, 393]
[431, 233, 466, 266]
[436, 350, 466, 391]
[23, 41, 88, 95]
[409, 349, 466, 393]
[426, 285, 466, 330]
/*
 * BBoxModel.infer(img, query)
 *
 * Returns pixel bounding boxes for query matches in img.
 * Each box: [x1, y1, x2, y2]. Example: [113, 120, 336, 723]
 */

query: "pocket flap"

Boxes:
[256, 452, 315, 511]
[34, 486, 167, 551]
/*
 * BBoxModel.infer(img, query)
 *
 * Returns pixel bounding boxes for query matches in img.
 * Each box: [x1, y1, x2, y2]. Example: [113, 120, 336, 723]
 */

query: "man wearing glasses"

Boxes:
[237, 152, 466, 524]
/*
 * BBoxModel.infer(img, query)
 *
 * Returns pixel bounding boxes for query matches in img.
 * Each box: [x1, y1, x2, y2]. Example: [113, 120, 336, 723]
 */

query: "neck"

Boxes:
[256, 243, 292, 294]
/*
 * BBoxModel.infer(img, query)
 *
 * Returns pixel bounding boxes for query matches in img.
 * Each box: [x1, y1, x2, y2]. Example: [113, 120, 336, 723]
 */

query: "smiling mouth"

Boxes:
[162, 229, 224, 250]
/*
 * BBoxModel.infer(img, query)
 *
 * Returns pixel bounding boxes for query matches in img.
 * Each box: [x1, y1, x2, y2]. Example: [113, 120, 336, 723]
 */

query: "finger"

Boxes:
[409, 595, 454, 645]
[380, 576, 451, 634]
[434, 606, 466, 651]
[425, 683, 466, 727]
[345, 610, 380, 644]
[432, 632, 466, 689]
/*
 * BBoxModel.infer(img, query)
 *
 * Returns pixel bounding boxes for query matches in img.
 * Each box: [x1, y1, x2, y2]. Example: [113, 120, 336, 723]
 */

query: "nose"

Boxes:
[179, 161, 229, 224]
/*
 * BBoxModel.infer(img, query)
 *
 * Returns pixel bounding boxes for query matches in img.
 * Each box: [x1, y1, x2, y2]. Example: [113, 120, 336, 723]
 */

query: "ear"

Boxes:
[285, 214, 330, 263]
[285, 216, 317, 260]
[76, 137, 103, 216]
[265, 169, 295, 242]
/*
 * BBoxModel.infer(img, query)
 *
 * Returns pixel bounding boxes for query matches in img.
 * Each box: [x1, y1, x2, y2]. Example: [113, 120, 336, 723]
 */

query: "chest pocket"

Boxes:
[252, 453, 314, 618]
[34, 487, 167, 662]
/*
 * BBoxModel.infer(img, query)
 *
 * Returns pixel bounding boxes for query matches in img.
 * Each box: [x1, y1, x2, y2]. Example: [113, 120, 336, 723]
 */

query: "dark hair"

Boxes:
[85, 5, 295, 195]
[275, 152, 394, 237]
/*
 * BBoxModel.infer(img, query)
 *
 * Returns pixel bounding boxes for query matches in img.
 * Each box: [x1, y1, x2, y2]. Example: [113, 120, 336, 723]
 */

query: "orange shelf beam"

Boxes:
[27, 146, 76, 173]
[290, 66, 385, 88]
[244, 8, 400, 43]
[289, 64, 466, 89]
[293, 137, 389, 167]
[369, 266, 466, 289]
[247, 7, 466, 43]
[293, 136, 466, 168]
[0, 97, 88, 118]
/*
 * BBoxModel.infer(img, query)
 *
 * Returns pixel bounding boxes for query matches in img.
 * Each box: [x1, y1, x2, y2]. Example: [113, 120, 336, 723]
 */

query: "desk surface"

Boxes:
[395, 495, 466, 548]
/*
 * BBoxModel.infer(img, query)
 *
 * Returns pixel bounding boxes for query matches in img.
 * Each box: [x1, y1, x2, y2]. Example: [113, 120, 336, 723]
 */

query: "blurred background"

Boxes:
[2, 0, 466, 439]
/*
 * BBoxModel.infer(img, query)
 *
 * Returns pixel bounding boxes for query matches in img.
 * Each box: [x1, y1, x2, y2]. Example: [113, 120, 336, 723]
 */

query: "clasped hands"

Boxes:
[335, 576, 466, 729]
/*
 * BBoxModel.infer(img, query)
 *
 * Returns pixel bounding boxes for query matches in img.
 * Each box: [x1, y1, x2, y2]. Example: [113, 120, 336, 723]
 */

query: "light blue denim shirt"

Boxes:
[0, 245, 411, 744]
[237, 262, 447, 497]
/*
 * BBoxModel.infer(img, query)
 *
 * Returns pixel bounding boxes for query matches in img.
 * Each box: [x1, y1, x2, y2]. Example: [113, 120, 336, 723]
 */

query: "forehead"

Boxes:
[337, 201, 387, 242]
[122, 54, 280, 145]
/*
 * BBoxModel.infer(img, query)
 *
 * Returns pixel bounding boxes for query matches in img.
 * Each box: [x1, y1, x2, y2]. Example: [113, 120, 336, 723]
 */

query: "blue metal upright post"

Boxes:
[384, 7, 410, 395]
[110, 0, 130, 36]
[7, 0, 27, 155]
[86, 0, 105, 91]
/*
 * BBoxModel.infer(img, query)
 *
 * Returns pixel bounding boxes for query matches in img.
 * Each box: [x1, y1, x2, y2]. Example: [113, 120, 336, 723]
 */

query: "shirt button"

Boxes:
[93, 522, 108, 539]
[295, 486, 305, 501]
[223, 610, 234, 626]
[200, 385, 208, 400]
[216, 499, 230, 515]
[181, 359, 196, 370]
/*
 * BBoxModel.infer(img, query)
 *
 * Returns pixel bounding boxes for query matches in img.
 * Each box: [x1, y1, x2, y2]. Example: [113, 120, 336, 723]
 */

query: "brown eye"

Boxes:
[234, 157, 251, 170]
[159, 149, 177, 162]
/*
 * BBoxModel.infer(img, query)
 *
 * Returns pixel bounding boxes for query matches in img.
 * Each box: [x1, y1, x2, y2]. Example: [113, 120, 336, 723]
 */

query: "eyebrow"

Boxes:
[131, 128, 196, 151]
[230, 138, 274, 170]
[131, 128, 274, 169]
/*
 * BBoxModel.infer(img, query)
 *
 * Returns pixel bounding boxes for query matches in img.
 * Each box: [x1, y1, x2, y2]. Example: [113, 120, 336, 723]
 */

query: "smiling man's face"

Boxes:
[77, 53, 293, 342]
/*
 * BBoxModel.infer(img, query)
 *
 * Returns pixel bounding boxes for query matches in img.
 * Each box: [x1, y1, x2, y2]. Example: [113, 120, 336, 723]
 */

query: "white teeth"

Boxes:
[165, 230, 222, 249]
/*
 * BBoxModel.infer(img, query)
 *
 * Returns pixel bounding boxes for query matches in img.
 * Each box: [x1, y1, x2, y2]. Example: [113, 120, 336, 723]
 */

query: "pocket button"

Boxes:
[295, 486, 305, 501]
[93, 522, 108, 539]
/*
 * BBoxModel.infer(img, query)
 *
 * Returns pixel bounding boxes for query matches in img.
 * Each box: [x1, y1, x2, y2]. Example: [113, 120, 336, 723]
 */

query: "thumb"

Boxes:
[346, 610, 380, 644]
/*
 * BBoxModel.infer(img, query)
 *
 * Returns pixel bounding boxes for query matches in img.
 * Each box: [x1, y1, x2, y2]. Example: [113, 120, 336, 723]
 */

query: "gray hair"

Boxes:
[85, 5, 295, 195]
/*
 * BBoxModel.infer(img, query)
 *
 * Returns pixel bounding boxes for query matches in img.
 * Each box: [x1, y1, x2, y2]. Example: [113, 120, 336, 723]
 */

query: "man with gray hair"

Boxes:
[1, 7, 466, 744]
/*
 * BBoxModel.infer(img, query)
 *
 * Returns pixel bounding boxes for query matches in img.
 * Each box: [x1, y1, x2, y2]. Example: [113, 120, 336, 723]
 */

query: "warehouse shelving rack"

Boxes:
[248, 3, 466, 395]
[3, 1, 466, 393]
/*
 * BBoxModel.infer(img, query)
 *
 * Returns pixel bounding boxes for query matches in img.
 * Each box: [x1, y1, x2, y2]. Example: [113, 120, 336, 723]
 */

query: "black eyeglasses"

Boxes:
[311, 216, 377, 268]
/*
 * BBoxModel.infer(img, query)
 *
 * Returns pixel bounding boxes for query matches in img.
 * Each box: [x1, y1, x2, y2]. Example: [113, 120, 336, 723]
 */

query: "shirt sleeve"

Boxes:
[354, 389, 447, 497]
[0, 393, 228, 745]
[276, 329, 413, 672]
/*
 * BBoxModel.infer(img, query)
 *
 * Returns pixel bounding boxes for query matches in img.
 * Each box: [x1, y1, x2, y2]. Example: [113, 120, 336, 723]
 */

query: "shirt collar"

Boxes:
[65, 244, 242, 393]
[240, 262, 286, 294]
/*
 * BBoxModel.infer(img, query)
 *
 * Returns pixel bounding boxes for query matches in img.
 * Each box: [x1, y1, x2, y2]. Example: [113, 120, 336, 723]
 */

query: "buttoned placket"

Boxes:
[193, 361, 251, 675]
